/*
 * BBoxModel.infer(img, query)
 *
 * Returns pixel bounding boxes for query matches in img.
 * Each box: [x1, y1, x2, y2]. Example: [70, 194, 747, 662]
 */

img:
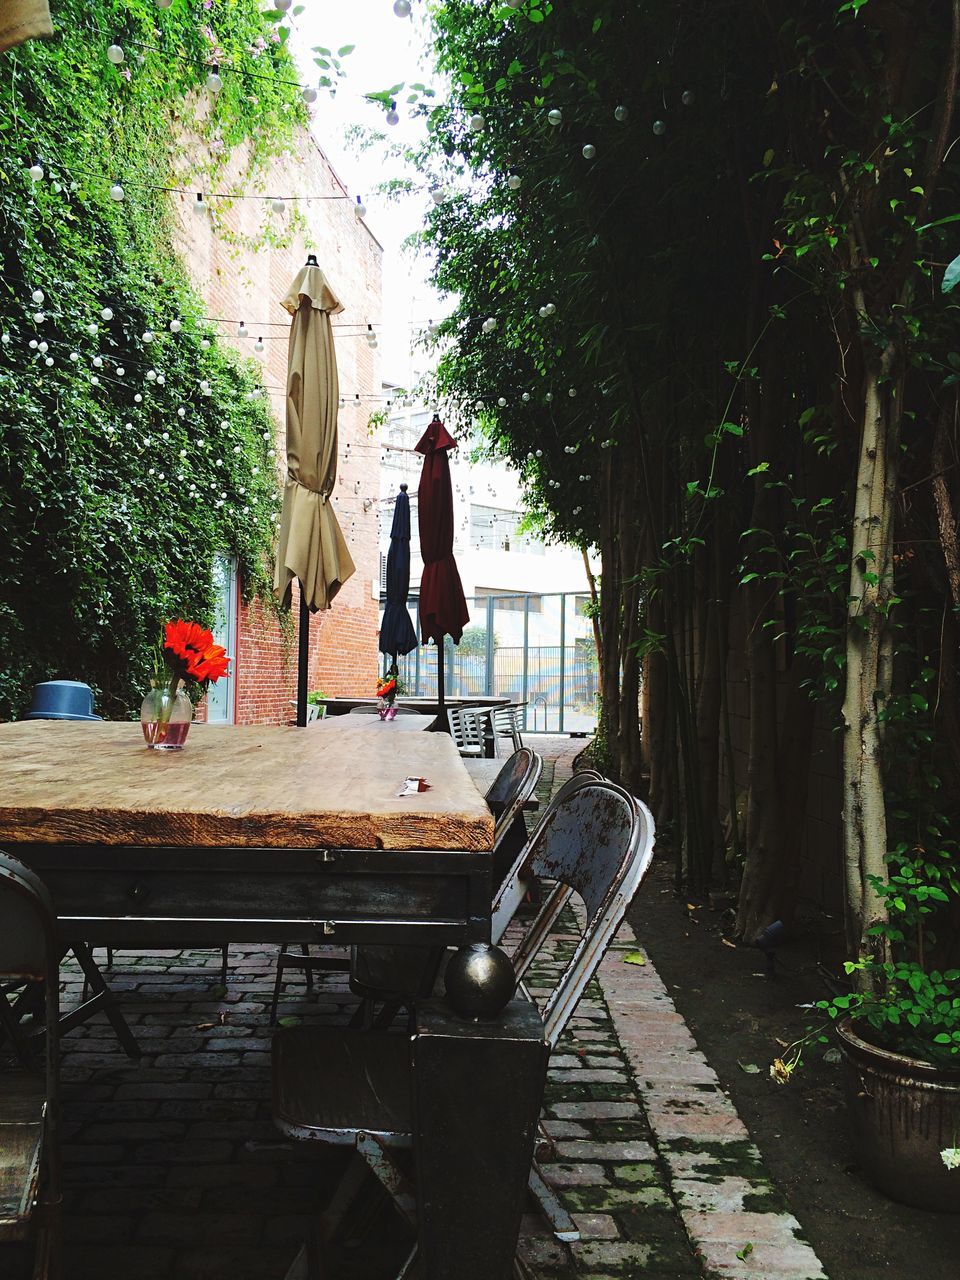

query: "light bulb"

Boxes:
[31, 289, 44, 305]
[107, 44, 125, 64]
[86, 323, 98, 336]
[393, 0, 411, 14]
[91, 375, 100, 385]
[568, 387, 577, 397]
[277, 0, 292, 8]
[582, 143, 596, 159]
[497, 397, 507, 407]
[544, 301, 556, 316]
[386, 105, 400, 126]
[482, 317, 497, 334]
[469, 113, 485, 131]
[254, 337, 264, 353]
[302, 85, 318, 104]
[29, 339, 38, 349]
[238, 321, 248, 338]
[156, 0, 171, 8]
[146, 369, 156, 381]
[156, 374, 165, 385]
[547, 108, 563, 126]
[522, 392, 530, 402]
[142, 330, 154, 344]
[28, 163, 44, 181]
[134, 393, 142, 402]
[37, 341, 48, 353]
[69, 351, 79, 362]
[682, 90, 695, 106]
[178, 406, 186, 418]
[507, 172, 521, 190]
[545, 392, 553, 402]
[355, 196, 367, 218]
[538, 306, 547, 319]
[271, 198, 284, 213]
[193, 192, 207, 215]
[653, 119, 666, 136]
[614, 104, 629, 122]
[44, 356, 53, 366]
[206, 67, 223, 94]
[169, 318, 182, 333]
[33, 311, 45, 324]
[93, 356, 103, 368]
[101, 306, 113, 321]
[201, 338, 211, 350]
[110, 183, 124, 201]
[430, 186, 445, 205]
[116, 367, 125, 377]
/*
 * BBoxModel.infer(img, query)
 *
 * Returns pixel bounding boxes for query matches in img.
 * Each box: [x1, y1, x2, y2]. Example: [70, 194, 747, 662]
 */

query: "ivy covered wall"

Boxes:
[0, 0, 304, 718]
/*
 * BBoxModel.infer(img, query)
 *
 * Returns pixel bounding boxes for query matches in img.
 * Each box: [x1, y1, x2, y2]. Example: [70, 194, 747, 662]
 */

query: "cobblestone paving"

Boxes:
[8, 735, 827, 1279]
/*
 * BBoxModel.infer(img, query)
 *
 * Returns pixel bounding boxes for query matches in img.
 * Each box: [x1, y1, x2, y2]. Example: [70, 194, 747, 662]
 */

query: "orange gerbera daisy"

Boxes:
[163, 619, 230, 686]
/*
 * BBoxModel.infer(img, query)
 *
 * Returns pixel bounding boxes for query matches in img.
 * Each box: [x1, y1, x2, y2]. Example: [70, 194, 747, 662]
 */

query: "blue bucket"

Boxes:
[24, 680, 102, 721]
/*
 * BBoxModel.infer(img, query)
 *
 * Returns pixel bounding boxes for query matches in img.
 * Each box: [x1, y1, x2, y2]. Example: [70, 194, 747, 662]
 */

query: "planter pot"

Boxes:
[837, 1017, 960, 1211]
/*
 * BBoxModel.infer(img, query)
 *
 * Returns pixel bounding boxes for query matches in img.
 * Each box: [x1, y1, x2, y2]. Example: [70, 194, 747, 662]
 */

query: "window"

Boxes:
[474, 588, 543, 614]
[469, 505, 544, 554]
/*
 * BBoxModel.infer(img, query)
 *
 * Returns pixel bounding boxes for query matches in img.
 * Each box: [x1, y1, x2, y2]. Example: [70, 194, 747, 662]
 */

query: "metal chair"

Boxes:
[270, 778, 653, 1276]
[447, 705, 483, 756]
[491, 769, 602, 945]
[0, 852, 61, 1280]
[348, 705, 380, 715]
[492, 704, 523, 755]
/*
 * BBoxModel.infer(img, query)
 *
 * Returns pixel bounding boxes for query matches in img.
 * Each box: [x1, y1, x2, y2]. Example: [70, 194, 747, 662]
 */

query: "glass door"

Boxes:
[207, 553, 237, 723]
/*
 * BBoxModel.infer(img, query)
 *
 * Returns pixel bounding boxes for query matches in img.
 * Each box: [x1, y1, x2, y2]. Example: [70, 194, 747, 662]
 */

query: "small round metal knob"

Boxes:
[444, 942, 516, 1019]
[127, 882, 148, 903]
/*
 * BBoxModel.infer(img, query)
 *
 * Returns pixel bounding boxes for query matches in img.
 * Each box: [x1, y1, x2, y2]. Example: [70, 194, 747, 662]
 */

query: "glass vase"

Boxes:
[141, 683, 193, 750]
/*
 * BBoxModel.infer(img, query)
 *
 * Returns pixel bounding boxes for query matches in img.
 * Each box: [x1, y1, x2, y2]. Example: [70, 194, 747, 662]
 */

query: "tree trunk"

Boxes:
[841, 335, 901, 972]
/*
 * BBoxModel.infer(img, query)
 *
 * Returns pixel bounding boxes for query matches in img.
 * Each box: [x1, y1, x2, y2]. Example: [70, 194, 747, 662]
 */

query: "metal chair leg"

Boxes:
[527, 1160, 580, 1242]
[219, 946, 230, 988]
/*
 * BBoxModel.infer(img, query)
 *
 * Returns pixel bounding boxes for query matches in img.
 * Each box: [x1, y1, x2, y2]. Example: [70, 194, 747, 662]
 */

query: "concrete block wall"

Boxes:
[173, 125, 383, 723]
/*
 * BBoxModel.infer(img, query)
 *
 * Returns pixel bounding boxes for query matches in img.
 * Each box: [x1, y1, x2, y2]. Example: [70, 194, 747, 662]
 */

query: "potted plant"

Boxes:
[777, 831, 960, 1211]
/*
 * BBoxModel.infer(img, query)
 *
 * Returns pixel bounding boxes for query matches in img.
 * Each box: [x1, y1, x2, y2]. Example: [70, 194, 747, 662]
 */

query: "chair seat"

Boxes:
[272, 1027, 413, 1144]
[0, 1072, 45, 1237]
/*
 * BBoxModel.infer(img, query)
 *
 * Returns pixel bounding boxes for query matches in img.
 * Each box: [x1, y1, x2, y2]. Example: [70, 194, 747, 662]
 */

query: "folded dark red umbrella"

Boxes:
[416, 415, 469, 646]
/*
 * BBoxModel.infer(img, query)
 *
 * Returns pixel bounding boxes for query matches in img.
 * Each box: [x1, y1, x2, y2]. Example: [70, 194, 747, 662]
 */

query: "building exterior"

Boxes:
[173, 127, 383, 724]
[378, 400, 599, 732]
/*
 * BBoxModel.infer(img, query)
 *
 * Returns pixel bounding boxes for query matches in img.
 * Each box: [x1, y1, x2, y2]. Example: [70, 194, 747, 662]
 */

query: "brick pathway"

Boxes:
[8, 734, 827, 1280]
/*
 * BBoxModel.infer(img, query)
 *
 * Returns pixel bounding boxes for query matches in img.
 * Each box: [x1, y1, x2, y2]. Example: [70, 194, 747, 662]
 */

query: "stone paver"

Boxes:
[5, 734, 826, 1280]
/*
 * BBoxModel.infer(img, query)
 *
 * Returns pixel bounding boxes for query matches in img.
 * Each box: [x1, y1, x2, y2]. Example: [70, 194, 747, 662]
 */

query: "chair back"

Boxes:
[492, 705, 523, 752]
[490, 769, 601, 944]
[506, 782, 654, 1049]
[485, 748, 542, 845]
[447, 706, 483, 754]
[348, 705, 380, 715]
[390, 705, 422, 716]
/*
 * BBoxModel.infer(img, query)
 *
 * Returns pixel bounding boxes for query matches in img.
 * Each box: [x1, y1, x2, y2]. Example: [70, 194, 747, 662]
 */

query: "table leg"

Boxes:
[67, 942, 141, 1058]
[412, 998, 548, 1280]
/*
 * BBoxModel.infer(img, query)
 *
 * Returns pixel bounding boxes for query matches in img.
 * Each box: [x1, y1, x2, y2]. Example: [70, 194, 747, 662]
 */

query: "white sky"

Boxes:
[288, 0, 446, 388]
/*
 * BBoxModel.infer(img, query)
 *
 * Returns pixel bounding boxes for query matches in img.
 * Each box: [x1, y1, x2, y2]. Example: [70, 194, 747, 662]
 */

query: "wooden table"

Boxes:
[0, 720, 541, 1280]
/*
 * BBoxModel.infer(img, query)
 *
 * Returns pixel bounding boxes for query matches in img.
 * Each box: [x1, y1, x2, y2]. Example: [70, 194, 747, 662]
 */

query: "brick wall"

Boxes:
[173, 128, 382, 724]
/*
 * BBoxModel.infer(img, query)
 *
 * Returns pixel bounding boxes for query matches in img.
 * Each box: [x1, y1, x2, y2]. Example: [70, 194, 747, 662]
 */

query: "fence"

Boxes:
[384, 592, 599, 735]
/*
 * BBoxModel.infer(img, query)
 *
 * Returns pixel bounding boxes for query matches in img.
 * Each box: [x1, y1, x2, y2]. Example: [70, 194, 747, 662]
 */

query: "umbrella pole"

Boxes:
[436, 638, 444, 713]
[297, 592, 309, 727]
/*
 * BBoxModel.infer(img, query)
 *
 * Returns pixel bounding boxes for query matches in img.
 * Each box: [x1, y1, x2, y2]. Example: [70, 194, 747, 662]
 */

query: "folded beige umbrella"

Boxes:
[0, 0, 53, 53]
[274, 257, 355, 614]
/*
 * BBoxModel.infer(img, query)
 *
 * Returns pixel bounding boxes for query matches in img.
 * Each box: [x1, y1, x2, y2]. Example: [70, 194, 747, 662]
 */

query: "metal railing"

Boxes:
[382, 592, 599, 735]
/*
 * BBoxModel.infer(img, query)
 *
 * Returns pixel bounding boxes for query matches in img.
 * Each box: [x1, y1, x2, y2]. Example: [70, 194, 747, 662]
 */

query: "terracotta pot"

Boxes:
[837, 1017, 960, 1211]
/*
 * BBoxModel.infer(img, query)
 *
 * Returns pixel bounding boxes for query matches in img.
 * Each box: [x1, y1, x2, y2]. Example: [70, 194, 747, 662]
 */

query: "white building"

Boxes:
[377, 396, 598, 732]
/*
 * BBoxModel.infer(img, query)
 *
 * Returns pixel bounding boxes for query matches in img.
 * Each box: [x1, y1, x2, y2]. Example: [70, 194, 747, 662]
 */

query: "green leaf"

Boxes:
[942, 252, 960, 295]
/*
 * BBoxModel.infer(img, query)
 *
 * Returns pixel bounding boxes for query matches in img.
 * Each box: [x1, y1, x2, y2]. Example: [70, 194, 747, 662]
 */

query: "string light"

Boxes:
[109, 183, 125, 201]
[302, 85, 318, 104]
[28, 163, 44, 180]
[31, 289, 44, 305]
[507, 172, 521, 190]
[682, 90, 695, 106]
[206, 65, 223, 95]
[547, 108, 563, 126]
[355, 195, 367, 218]
[582, 144, 596, 159]
[653, 119, 666, 136]
[254, 337, 265, 353]
[393, 0, 412, 15]
[192, 191, 208, 216]
[614, 105, 629, 122]
[238, 321, 248, 338]
[481, 317, 498, 334]
[469, 113, 485, 131]
[106, 44, 125, 65]
[386, 102, 400, 127]
[169, 318, 182, 333]
[100, 306, 113, 321]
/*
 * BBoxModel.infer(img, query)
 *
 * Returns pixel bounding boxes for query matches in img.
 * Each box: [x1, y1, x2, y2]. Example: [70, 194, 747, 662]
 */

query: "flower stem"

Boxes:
[155, 675, 181, 744]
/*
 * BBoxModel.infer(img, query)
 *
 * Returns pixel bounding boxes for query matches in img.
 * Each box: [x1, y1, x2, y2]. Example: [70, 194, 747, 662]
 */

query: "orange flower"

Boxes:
[164, 619, 230, 686]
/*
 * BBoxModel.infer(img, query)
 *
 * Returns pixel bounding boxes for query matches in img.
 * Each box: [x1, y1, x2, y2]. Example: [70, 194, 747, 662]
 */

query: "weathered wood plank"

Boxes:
[0, 722, 493, 852]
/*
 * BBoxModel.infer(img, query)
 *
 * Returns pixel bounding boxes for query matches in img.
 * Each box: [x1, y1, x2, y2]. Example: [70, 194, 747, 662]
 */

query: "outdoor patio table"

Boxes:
[0, 719, 546, 1280]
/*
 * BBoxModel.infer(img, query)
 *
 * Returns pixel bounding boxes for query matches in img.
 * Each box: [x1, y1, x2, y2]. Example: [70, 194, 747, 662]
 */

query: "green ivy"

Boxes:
[0, 0, 306, 718]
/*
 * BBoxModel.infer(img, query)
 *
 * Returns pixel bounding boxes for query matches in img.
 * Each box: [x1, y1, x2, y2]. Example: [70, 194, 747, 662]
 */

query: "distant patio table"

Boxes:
[0, 720, 546, 1280]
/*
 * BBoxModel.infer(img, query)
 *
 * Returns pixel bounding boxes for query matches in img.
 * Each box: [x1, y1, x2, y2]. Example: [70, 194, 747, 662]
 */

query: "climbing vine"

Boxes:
[0, 0, 306, 718]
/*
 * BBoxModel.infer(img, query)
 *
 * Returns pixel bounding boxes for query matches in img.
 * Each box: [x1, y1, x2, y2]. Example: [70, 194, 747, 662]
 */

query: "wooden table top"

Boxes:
[0, 721, 493, 852]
